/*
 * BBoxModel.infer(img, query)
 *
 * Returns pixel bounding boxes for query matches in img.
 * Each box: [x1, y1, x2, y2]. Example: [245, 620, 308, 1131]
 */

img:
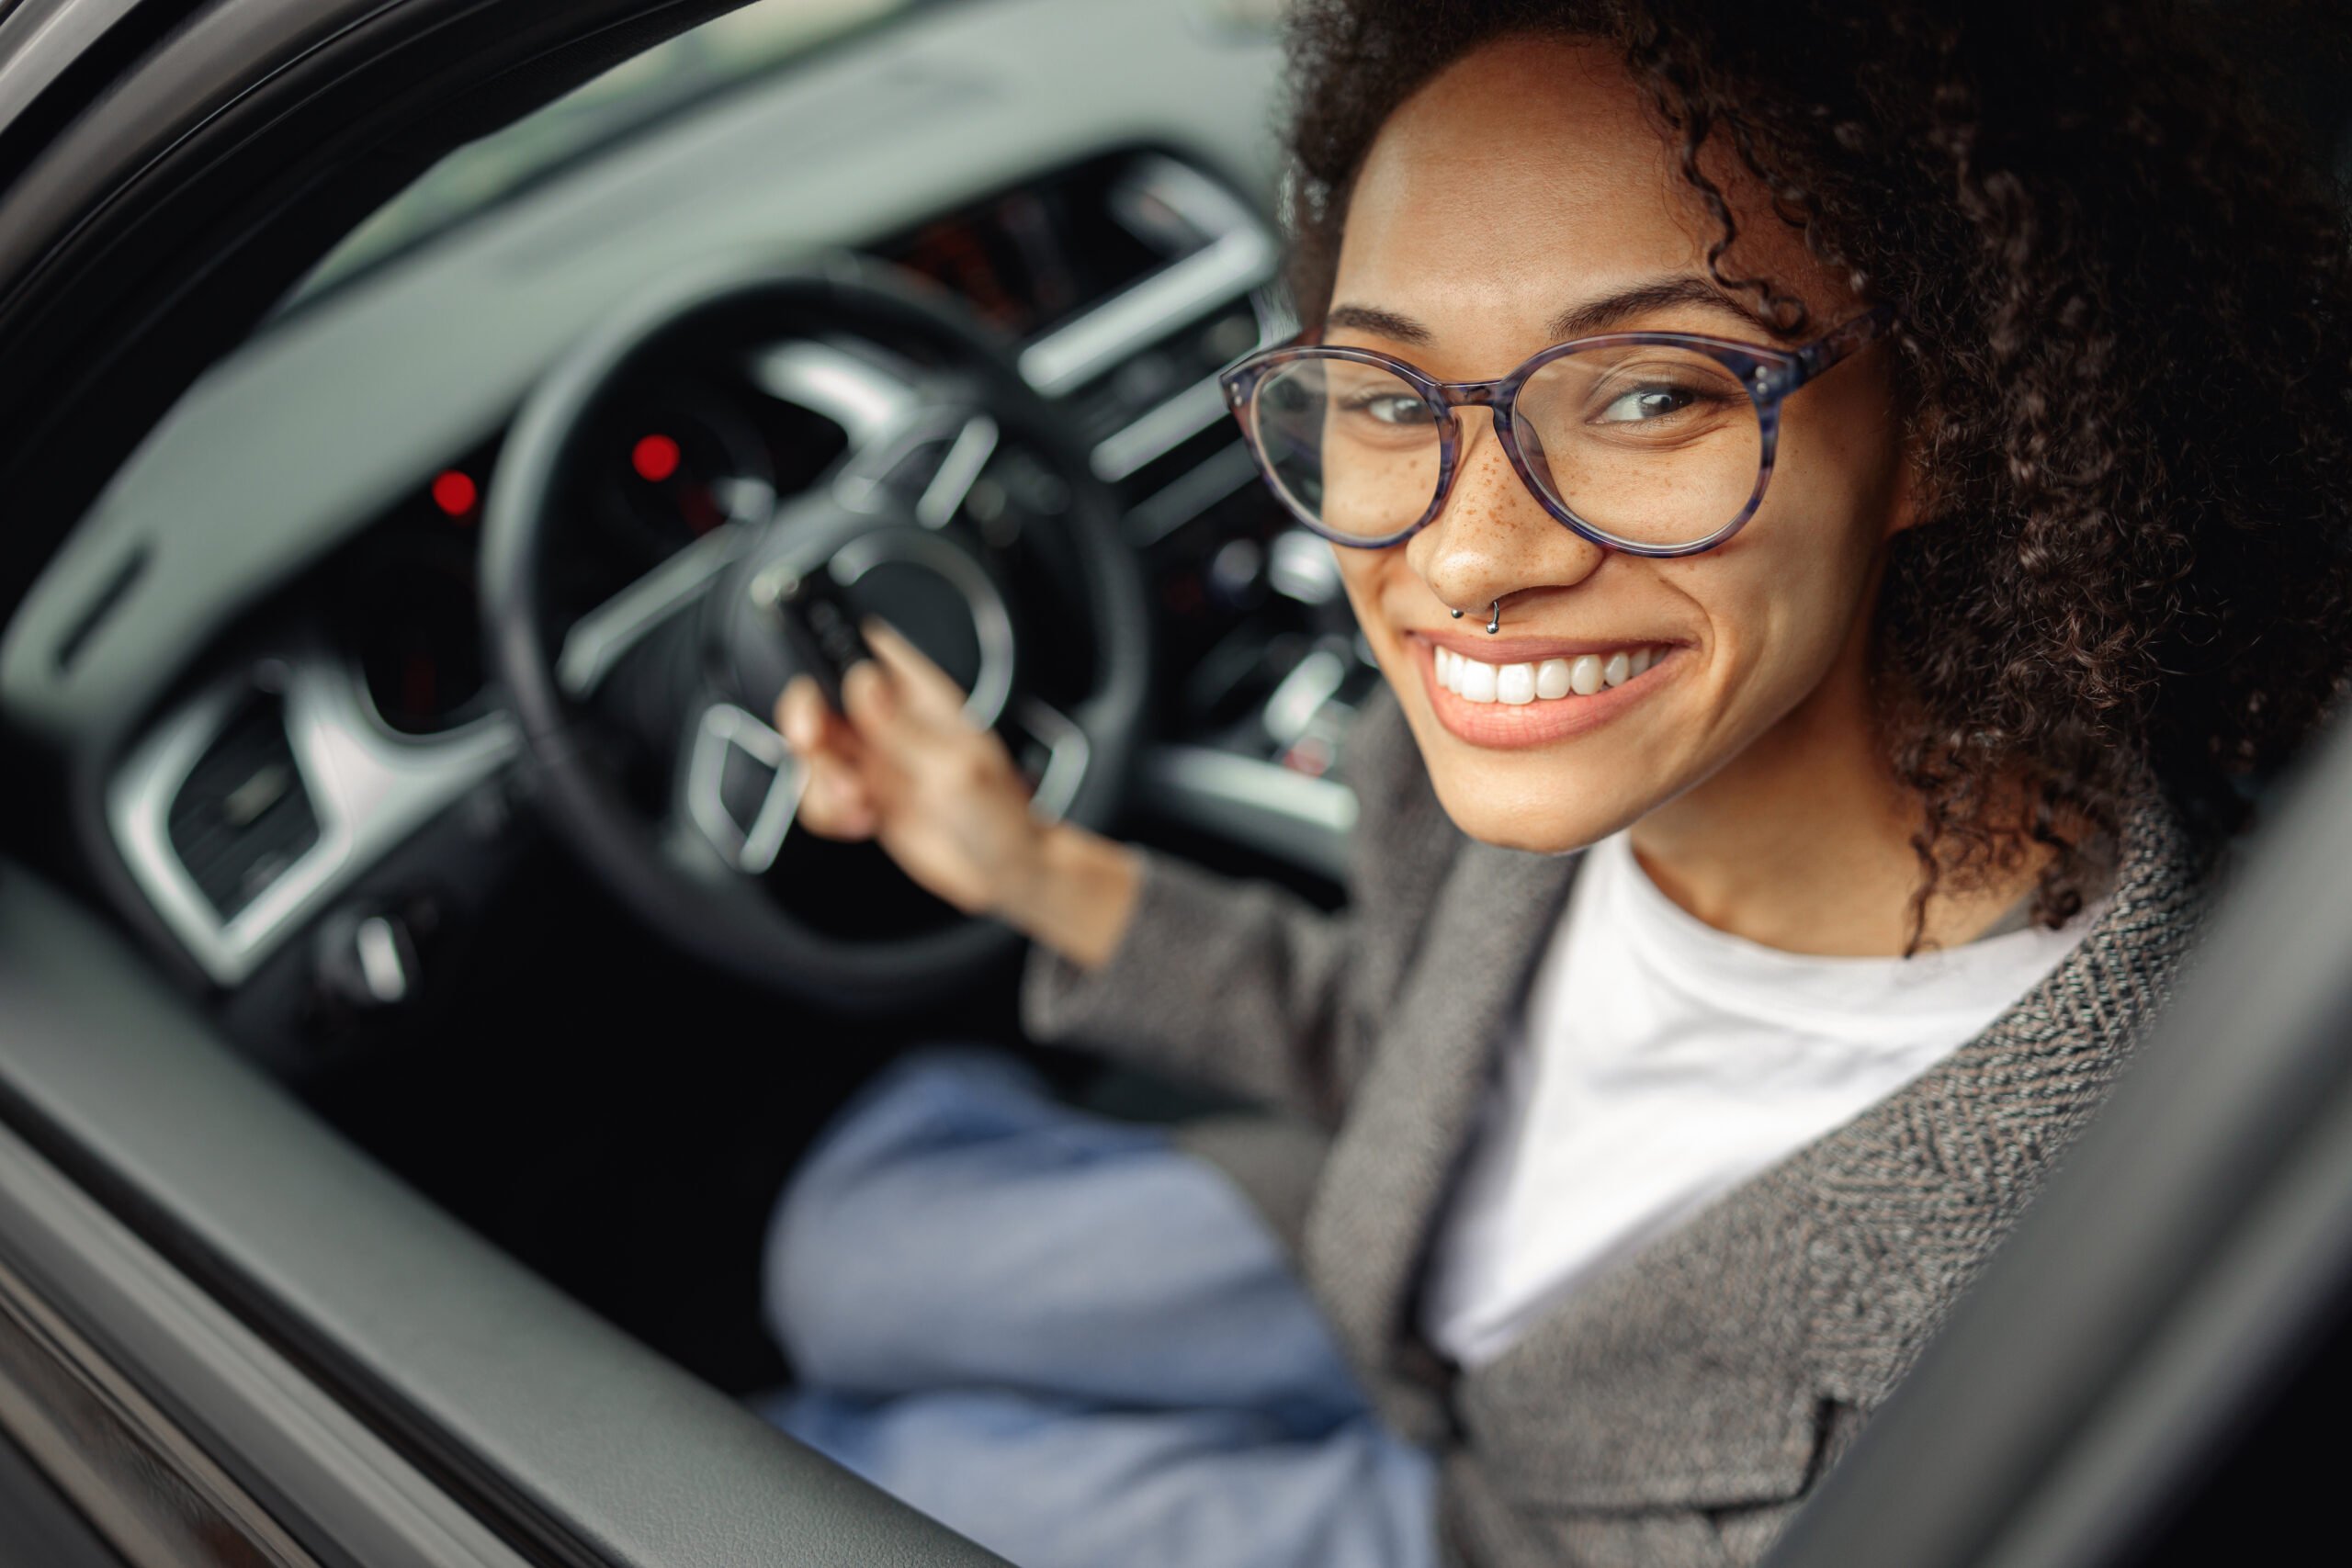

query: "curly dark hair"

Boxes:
[1280, 0, 2352, 945]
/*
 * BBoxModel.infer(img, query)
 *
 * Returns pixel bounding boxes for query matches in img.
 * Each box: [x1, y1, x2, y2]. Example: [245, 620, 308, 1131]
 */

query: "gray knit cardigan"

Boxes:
[1021, 685, 2211, 1568]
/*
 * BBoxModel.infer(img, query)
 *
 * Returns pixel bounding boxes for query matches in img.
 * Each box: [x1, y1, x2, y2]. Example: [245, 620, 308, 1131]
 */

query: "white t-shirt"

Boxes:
[1419, 829, 2106, 1370]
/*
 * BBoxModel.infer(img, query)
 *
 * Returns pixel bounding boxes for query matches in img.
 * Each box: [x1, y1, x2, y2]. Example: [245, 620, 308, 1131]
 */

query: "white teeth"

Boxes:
[1438, 642, 1667, 705]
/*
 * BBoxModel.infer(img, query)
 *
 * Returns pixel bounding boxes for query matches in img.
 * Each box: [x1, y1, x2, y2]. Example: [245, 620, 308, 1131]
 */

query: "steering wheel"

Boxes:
[480, 256, 1151, 1013]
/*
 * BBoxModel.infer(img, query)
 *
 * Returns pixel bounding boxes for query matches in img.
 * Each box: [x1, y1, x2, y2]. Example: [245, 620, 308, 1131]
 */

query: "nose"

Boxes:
[1406, 407, 1606, 614]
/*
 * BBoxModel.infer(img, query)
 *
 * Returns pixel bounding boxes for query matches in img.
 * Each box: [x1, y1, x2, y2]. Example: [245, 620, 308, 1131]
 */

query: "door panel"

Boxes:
[0, 863, 1006, 1567]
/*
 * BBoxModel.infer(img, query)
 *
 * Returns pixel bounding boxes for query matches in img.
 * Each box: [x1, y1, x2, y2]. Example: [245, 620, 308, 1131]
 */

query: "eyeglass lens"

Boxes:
[1245, 345, 1764, 547]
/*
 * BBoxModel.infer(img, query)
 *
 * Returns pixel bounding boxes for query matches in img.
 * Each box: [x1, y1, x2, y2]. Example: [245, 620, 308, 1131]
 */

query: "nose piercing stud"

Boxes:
[1447, 600, 1504, 633]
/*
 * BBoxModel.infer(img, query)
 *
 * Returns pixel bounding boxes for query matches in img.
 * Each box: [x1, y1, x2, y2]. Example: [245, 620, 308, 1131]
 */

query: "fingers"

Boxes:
[801, 750, 877, 839]
[838, 659, 902, 746]
[775, 674, 836, 755]
[861, 617, 971, 725]
[774, 624, 990, 838]
[839, 640, 961, 778]
[775, 675, 876, 840]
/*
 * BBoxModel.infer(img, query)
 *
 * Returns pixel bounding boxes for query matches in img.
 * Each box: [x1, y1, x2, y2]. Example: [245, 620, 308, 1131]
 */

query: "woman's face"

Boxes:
[1327, 35, 1912, 852]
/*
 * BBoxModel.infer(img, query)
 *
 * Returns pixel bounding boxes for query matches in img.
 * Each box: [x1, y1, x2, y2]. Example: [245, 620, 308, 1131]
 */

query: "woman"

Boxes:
[757, 4, 2352, 1565]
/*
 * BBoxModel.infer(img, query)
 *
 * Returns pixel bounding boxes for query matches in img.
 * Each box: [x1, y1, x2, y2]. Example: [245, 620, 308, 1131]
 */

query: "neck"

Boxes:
[1627, 606, 2045, 958]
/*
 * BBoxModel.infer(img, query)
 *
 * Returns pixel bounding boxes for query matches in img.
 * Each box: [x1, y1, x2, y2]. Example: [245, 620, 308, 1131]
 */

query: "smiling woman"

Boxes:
[1295, 37, 1942, 944]
[754, 3, 2352, 1566]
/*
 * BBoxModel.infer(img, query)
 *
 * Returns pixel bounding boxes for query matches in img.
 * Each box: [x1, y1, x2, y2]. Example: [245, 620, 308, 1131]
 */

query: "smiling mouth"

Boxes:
[1408, 631, 1679, 748]
[1431, 642, 1669, 705]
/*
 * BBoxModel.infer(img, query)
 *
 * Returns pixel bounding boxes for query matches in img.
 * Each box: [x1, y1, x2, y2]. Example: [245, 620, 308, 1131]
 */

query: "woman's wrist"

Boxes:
[989, 819, 1144, 973]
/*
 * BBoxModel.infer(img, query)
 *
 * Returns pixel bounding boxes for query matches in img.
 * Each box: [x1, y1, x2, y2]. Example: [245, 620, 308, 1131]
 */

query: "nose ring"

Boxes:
[1449, 599, 1502, 634]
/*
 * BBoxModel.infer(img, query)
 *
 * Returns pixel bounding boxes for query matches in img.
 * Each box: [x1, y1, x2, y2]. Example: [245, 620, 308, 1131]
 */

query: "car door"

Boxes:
[0, 3, 1008, 1562]
[1761, 713, 2352, 1568]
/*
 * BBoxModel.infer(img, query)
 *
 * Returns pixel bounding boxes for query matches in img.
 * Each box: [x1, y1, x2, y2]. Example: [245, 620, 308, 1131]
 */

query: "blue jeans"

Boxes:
[755, 1047, 1438, 1568]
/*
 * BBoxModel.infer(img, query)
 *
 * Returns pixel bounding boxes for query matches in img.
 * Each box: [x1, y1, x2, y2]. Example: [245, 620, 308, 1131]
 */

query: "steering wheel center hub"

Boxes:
[716, 513, 1018, 728]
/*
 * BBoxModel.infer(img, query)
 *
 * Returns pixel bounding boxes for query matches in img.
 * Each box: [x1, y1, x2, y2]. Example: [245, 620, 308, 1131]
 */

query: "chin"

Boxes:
[1419, 757, 1634, 856]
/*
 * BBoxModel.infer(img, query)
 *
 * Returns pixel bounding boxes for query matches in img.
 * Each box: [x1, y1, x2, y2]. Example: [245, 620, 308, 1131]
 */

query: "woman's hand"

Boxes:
[774, 619, 1140, 967]
[775, 619, 1038, 915]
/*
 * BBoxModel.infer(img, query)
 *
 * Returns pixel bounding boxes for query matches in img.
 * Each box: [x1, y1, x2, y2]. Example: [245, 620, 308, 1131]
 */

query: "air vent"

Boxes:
[1067, 295, 1267, 453]
[166, 694, 320, 921]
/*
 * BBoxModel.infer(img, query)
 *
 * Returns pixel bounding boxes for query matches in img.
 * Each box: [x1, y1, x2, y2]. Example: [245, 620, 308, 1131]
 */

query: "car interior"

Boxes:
[1, 1, 2350, 1563]
[2, 0, 1351, 1402]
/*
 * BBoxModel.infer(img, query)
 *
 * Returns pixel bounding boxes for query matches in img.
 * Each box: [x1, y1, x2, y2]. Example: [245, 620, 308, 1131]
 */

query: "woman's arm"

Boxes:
[1013, 840, 1366, 1124]
[780, 620, 1421, 1123]
[987, 817, 1145, 973]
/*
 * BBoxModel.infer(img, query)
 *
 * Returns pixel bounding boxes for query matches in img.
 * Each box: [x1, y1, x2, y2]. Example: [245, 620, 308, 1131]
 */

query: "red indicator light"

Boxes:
[430, 470, 478, 517]
[632, 434, 682, 483]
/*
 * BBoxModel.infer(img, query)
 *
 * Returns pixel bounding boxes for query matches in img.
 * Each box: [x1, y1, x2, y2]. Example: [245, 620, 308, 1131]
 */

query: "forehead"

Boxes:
[1333, 35, 1785, 342]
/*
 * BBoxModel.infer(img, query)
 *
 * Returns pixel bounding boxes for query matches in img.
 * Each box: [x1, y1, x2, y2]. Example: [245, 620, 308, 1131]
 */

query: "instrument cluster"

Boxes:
[329, 150, 1193, 740]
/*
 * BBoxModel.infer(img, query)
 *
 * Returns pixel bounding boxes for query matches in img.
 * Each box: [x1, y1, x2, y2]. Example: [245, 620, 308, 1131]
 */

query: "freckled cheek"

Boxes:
[1319, 435, 1442, 541]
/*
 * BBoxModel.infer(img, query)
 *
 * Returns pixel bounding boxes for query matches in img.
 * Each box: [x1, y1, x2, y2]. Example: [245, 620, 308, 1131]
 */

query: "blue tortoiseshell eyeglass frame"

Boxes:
[1216, 301, 1897, 558]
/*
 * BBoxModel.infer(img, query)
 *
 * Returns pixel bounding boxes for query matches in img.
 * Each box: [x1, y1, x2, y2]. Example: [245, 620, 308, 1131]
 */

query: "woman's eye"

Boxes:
[1593, 384, 1700, 423]
[1341, 391, 1433, 427]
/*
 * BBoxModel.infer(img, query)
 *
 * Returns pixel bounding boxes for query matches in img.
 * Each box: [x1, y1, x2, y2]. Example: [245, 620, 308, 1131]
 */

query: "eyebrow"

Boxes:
[1323, 275, 1780, 347]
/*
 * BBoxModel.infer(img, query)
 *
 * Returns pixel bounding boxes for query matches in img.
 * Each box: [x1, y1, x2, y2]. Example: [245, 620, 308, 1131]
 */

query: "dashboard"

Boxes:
[0, 0, 1379, 1062]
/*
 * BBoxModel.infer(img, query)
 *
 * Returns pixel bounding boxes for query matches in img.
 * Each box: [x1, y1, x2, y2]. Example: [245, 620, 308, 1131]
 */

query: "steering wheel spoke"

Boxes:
[557, 520, 752, 701]
[836, 406, 998, 521]
[747, 337, 990, 521]
[1002, 695, 1091, 825]
[678, 699, 807, 876]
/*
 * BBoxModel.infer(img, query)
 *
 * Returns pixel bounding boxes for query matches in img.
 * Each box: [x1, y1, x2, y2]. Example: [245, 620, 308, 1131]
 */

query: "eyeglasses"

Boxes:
[1216, 303, 1896, 557]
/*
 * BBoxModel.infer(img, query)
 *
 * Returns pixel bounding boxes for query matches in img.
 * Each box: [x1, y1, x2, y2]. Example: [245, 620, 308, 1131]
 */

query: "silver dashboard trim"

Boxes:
[1114, 150, 1272, 255]
[1017, 152, 1279, 401]
[1090, 374, 1230, 483]
[1125, 439, 1259, 547]
[1140, 742, 1357, 884]
[1266, 526, 1343, 606]
[1261, 649, 1348, 749]
[1017, 226, 1275, 398]
[106, 656, 517, 987]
